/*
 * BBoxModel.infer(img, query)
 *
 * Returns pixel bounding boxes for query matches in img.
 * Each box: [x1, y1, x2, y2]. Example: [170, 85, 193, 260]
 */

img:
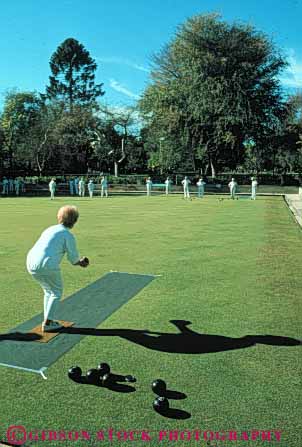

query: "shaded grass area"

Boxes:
[0, 195, 301, 447]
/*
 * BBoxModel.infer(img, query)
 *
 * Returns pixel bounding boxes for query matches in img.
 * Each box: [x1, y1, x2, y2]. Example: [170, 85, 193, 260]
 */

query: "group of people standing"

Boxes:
[1, 174, 258, 200]
[228, 177, 258, 200]
[1, 177, 25, 196]
[146, 176, 258, 199]
[145, 176, 207, 198]
[49, 176, 108, 200]
[146, 176, 206, 199]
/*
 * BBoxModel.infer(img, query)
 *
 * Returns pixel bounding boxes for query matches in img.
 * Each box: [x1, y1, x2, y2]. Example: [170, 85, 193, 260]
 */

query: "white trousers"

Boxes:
[50, 189, 55, 200]
[198, 187, 204, 198]
[251, 187, 257, 200]
[101, 187, 108, 197]
[30, 269, 63, 321]
[183, 187, 190, 198]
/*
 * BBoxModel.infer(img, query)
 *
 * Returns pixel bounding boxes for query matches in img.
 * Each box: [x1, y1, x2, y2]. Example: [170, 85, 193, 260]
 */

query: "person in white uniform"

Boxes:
[2, 177, 9, 195]
[228, 178, 238, 200]
[78, 177, 85, 197]
[101, 176, 108, 197]
[251, 177, 258, 200]
[20, 177, 26, 193]
[69, 177, 74, 195]
[14, 178, 20, 196]
[49, 178, 56, 200]
[146, 177, 152, 196]
[26, 205, 89, 332]
[9, 178, 14, 193]
[88, 179, 95, 198]
[181, 176, 191, 199]
[196, 177, 206, 198]
[165, 177, 172, 195]
[74, 177, 79, 195]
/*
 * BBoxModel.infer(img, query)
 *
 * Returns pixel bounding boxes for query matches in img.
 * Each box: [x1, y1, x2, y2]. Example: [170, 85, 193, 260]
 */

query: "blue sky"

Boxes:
[0, 0, 301, 109]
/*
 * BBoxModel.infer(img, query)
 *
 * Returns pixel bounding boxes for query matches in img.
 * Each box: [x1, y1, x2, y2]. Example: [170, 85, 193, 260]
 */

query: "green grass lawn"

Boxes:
[0, 195, 301, 447]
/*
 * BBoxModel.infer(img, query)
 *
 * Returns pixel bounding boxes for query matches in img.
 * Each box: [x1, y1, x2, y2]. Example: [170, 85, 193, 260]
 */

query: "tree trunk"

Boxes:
[114, 161, 118, 177]
[210, 160, 216, 178]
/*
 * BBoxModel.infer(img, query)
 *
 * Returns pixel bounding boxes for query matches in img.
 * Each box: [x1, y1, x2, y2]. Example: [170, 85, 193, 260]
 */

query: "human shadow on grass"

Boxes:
[0, 332, 42, 342]
[60, 320, 301, 354]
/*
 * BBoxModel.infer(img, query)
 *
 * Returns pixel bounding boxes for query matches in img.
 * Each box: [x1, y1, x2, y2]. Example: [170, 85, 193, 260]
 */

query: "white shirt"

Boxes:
[88, 181, 95, 190]
[26, 224, 80, 272]
[252, 180, 258, 188]
[146, 180, 152, 187]
[197, 180, 206, 187]
[228, 181, 237, 190]
[78, 180, 85, 189]
[182, 179, 190, 188]
[49, 180, 56, 191]
[101, 178, 108, 187]
[165, 179, 172, 186]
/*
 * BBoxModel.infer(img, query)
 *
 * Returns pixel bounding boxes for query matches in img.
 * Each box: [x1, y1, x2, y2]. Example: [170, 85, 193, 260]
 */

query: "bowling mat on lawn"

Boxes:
[0, 271, 156, 378]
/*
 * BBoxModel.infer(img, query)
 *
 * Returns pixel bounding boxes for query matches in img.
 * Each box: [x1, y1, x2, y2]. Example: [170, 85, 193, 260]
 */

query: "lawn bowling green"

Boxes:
[0, 195, 301, 447]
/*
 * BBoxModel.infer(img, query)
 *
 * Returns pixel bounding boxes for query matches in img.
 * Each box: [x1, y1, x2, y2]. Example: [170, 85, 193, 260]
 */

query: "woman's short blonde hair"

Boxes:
[57, 205, 79, 228]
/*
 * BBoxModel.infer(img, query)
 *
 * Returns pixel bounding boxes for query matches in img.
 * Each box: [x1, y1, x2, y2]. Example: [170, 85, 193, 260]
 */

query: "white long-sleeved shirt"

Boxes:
[26, 224, 80, 272]
[228, 181, 237, 190]
[49, 180, 56, 191]
[182, 179, 191, 188]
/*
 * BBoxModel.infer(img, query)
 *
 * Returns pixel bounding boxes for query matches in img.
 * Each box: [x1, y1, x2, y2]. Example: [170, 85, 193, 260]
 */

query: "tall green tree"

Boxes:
[1, 91, 41, 170]
[46, 38, 104, 110]
[139, 13, 287, 176]
[271, 92, 302, 178]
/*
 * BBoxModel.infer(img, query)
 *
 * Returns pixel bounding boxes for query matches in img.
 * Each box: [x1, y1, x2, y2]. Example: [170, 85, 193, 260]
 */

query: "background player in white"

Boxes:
[78, 177, 85, 197]
[74, 177, 79, 195]
[101, 176, 108, 197]
[9, 178, 14, 193]
[181, 176, 191, 199]
[251, 177, 258, 200]
[49, 178, 56, 200]
[196, 177, 206, 198]
[20, 177, 26, 193]
[165, 176, 172, 195]
[2, 177, 9, 195]
[88, 179, 95, 198]
[228, 178, 238, 199]
[26, 205, 89, 332]
[69, 177, 74, 195]
[146, 177, 152, 196]
[14, 177, 20, 196]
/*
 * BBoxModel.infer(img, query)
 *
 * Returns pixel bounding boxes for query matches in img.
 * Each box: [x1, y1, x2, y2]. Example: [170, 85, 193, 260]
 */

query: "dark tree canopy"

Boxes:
[46, 38, 104, 109]
[139, 13, 288, 176]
